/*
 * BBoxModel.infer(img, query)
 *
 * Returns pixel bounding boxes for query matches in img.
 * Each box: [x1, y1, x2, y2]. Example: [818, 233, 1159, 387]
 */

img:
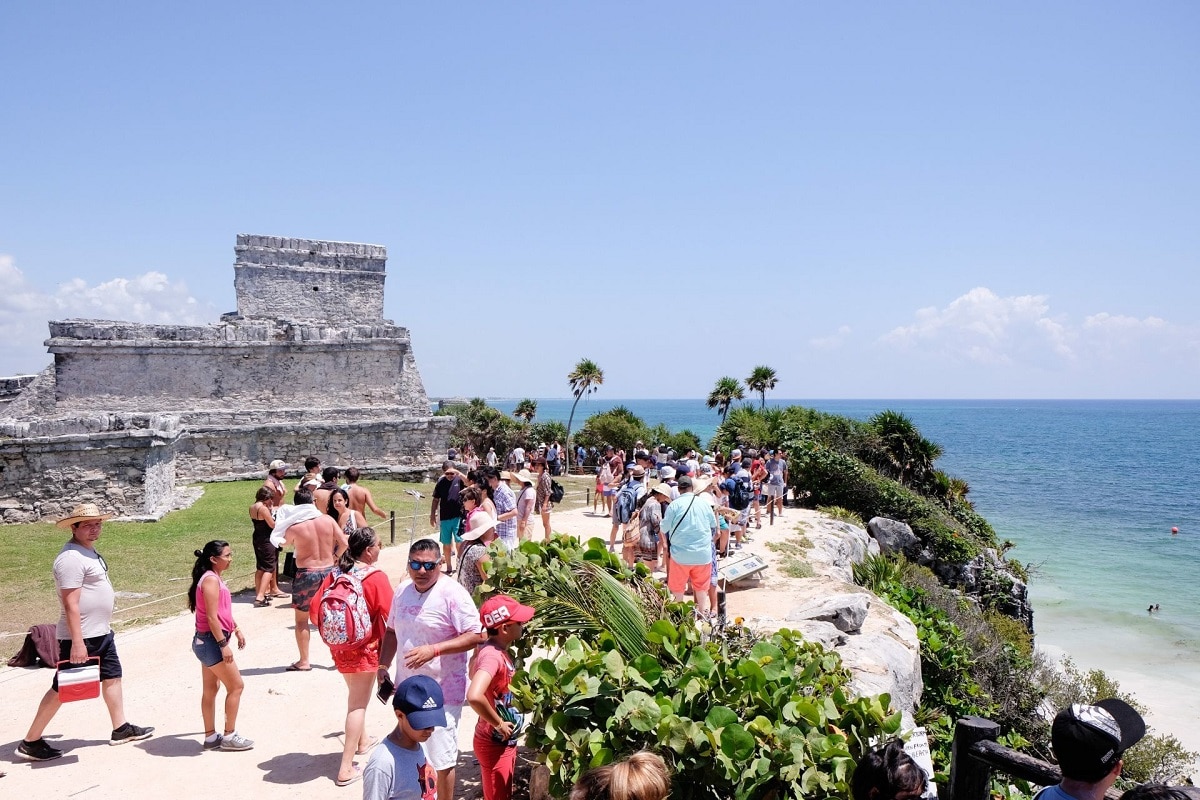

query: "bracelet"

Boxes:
[216, 638, 229, 648]
[433, 645, 441, 657]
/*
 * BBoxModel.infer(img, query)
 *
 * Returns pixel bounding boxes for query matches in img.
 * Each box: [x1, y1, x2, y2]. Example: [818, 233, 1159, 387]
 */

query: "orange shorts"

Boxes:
[667, 558, 711, 595]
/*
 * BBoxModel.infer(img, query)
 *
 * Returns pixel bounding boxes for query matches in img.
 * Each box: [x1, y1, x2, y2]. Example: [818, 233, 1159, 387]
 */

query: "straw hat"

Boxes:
[57, 503, 113, 529]
[649, 483, 672, 499]
[461, 512, 499, 541]
[691, 476, 713, 494]
[513, 469, 536, 486]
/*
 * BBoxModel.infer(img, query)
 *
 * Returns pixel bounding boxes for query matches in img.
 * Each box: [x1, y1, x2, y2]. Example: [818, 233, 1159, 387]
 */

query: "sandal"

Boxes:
[355, 735, 380, 755]
[335, 766, 362, 787]
[254, 599, 271, 608]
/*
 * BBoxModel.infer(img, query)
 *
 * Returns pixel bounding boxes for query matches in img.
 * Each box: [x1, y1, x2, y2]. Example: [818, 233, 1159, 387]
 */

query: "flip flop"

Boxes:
[253, 599, 270, 608]
[285, 662, 312, 672]
[335, 766, 362, 787]
[355, 735, 380, 755]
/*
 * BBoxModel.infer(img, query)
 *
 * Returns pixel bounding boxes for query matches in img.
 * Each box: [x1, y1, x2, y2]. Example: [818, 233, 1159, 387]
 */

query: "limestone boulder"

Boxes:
[867, 516, 920, 557]
[788, 592, 871, 633]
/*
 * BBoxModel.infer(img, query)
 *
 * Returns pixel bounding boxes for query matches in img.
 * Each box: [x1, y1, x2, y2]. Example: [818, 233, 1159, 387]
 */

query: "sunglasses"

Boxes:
[408, 560, 441, 572]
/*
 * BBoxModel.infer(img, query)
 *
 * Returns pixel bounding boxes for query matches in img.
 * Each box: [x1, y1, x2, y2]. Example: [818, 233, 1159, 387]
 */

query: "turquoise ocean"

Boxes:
[491, 398, 1200, 744]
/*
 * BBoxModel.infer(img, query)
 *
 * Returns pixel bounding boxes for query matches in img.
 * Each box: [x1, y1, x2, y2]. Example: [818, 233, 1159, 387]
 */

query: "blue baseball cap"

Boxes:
[393, 675, 447, 729]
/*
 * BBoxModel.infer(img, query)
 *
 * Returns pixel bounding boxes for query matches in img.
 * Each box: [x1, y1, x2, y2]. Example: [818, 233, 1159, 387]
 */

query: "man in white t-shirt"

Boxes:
[16, 503, 154, 762]
[378, 539, 485, 800]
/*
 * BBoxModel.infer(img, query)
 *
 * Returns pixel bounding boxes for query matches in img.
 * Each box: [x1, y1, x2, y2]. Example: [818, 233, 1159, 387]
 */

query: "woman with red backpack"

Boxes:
[310, 527, 394, 787]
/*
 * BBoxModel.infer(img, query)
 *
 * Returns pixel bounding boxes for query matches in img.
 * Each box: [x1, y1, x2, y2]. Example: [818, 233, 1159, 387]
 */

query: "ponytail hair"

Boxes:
[187, 540, 229, 612]
[338, 527, 377, 573]
[569, 751, 670, 800]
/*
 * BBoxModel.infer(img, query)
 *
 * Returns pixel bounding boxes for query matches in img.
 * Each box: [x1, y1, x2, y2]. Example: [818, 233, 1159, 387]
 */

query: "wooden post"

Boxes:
[949, 716, 1001, 800]
[389, 510, 395, 544]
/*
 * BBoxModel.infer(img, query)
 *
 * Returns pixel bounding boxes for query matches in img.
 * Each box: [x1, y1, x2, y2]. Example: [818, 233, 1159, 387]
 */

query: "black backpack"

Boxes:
[549, 480, 565, 504]
[728, 475, 753, 510]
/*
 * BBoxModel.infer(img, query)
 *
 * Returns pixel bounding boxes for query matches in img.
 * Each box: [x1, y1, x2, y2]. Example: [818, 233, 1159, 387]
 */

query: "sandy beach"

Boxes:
[3, 504, 1196, 796]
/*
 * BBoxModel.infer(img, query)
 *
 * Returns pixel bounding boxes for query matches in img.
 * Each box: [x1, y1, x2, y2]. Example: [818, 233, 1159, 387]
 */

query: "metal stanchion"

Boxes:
[405, 490, 424, 549]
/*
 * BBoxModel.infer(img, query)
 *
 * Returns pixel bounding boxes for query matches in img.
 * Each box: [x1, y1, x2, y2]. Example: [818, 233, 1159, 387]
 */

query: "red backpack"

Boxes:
[317, 568, 374, 653]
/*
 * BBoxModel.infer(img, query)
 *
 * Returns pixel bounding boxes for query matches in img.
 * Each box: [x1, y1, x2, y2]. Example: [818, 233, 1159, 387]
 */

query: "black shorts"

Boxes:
[52, 631, 122, 689]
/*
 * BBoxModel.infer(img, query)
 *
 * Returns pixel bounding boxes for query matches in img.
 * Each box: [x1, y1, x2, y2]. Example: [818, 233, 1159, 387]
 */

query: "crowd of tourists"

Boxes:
[16, 450, 1195, 800]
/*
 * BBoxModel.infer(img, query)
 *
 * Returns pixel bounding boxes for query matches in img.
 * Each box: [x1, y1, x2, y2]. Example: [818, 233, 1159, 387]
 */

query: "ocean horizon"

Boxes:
[483, 396, 1200, 750]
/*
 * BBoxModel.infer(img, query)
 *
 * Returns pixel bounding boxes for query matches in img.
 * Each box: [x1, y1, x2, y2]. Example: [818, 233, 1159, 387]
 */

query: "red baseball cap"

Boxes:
[480, 595, 536, 629]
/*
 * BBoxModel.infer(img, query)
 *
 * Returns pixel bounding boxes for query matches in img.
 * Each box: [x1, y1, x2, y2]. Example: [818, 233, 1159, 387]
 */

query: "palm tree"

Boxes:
[745, 365, 778, 409]
[869, 410, 944, 487]
[706, 376, 745, 423]
[564, 358, 604, 472]
[513, 398, 538, 423]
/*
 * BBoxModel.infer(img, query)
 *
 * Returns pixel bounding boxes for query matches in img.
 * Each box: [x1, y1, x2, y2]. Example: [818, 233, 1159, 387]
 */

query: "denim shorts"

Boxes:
[192, 630, 231, 668]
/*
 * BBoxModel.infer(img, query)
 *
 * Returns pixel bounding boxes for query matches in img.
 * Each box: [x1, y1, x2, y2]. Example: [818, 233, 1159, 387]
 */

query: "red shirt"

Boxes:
[471, 643, 514, 739]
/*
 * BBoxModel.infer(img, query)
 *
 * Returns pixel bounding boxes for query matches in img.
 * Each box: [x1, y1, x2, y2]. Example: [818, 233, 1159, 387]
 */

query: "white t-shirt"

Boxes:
[386, 576, 482, 706]
[53, 542, 115, 639]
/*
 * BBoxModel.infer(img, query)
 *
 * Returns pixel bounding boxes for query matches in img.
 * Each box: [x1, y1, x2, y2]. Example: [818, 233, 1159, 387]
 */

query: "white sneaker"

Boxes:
[219, 733, 254, 751]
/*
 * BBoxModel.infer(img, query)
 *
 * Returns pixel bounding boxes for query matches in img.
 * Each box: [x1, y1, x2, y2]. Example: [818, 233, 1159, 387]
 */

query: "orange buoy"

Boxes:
[1171, 527, 1179, 535]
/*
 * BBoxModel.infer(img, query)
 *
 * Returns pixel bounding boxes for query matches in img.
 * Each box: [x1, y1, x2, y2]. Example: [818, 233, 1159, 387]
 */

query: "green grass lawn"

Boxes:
[0, 473, 596, 638]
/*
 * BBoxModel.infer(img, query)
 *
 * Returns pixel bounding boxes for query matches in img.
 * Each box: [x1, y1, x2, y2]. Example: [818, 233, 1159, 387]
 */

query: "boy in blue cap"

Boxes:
[362, 675, 445, 798]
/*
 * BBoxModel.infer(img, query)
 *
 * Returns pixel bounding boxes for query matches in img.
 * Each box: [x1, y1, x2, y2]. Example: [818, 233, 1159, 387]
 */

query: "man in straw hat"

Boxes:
[16, 504, 154, 762]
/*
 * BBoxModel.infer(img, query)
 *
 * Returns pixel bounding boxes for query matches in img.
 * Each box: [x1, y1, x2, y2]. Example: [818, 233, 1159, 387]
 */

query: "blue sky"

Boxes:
[2, 2, 1197, 399]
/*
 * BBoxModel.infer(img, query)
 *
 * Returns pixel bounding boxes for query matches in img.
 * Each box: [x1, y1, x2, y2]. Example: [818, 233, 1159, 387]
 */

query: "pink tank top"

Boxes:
[195, 571, 235, 633]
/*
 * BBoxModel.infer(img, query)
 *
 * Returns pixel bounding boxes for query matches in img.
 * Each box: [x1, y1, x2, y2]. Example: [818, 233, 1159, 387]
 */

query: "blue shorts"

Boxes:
[439, 518, 462, 546]
[191, 630, 232, 668]
[52, 631, 122, 688]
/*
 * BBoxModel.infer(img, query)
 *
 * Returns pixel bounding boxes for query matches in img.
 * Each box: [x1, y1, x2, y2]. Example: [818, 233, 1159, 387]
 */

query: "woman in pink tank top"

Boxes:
[187, 540, 252, 752]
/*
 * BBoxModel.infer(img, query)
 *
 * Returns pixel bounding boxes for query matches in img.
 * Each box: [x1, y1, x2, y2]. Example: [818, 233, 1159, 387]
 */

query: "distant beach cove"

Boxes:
[487, 397, 1200, 751]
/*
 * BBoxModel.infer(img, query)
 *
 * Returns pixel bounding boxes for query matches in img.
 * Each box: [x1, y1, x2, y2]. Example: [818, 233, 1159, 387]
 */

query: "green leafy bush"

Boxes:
[516, 624, 900, 800]
[483, 538, 901, 799]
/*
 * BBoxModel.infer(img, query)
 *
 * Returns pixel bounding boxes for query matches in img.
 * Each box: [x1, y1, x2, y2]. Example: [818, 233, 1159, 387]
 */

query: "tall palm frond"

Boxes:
[502, 559, 652, 657]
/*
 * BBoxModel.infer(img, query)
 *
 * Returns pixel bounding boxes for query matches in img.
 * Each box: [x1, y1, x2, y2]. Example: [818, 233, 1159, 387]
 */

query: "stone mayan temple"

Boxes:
[0, 234, 451, 523]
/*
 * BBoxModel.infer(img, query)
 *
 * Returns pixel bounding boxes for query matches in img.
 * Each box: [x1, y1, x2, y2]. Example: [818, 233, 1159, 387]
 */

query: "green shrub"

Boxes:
[516, 625, 900, 799]
[483, 538, 902, 799]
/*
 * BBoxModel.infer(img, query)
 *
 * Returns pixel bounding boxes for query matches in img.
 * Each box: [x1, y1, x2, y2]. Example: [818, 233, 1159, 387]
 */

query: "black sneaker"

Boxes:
[110, 722, 154, 745]
[16, 738, 63, 761]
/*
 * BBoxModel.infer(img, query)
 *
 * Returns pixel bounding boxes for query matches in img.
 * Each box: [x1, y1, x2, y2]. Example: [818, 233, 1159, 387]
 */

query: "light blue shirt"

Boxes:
[661, 492, 717, 565]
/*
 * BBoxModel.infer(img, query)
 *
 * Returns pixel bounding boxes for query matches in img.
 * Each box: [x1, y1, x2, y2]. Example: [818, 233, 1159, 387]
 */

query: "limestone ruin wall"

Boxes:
[0, 235, 451, 523]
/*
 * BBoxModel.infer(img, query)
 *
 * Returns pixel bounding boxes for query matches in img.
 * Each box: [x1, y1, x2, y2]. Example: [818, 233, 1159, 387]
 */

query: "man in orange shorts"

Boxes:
[660, 475, 718, 615]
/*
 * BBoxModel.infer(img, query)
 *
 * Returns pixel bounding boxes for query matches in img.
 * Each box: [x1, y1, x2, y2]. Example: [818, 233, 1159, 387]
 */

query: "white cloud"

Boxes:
[879, 287, 1200, 384]
[810, 325, 852, 350]
[0, 255, 216, 376]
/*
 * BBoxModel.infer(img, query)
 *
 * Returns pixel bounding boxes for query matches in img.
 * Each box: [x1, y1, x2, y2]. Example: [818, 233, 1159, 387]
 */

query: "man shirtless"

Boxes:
[270, 490, 347, 671]
[345, 467, 388, 522]
[263, 459, 288, 509]
[312, 466, 341, 516]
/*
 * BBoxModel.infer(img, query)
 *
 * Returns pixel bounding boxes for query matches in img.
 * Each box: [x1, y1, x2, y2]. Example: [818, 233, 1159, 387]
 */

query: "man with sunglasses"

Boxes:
[16, 503, 154, 762]
[378, 539, 485, 800]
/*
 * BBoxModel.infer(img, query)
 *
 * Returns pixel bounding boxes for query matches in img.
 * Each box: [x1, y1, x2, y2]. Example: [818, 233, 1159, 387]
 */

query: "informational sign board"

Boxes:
[717, 553, 768, 584]
[903, 726, 940, 800]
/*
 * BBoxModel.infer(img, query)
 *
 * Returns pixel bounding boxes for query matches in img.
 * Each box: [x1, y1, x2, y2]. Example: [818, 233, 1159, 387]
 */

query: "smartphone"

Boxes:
[376, 675, 395, 704]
